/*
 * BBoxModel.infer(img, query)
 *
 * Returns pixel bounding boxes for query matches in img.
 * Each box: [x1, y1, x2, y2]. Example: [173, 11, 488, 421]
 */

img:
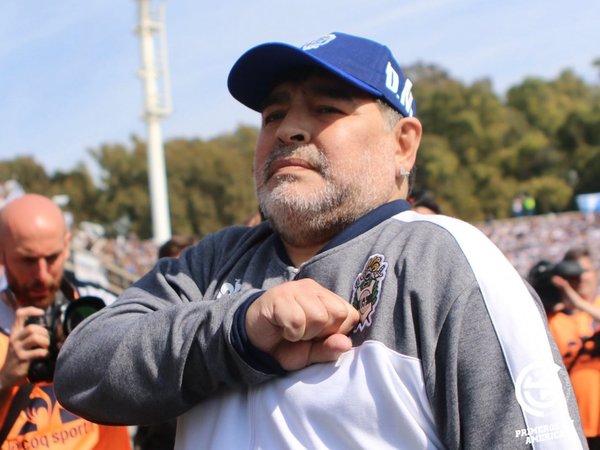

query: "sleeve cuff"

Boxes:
[231, 292, 286, 375]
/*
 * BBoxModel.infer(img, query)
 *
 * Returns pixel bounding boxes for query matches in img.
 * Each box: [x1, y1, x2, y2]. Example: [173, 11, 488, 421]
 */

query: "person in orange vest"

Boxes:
[552, 246, 600, 450]
[0, 194, 131, 449]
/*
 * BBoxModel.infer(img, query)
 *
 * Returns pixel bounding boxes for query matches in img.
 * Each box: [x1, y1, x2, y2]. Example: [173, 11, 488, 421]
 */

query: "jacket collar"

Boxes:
[273, 200, 411, 265]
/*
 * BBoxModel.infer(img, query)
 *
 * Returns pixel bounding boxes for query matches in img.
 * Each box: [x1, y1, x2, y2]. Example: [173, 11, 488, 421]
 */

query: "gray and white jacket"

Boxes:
[55, 200, 586, 449]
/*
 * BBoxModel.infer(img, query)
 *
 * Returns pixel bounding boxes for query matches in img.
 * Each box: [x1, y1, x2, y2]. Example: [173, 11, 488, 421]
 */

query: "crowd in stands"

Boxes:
[477, 211, 600, 278]
[4, 176, 597, 285]
[4, 184, 594, 303]
[71, 228, 158, 283]
[100, 235, 158, 277]
[73, 211, 599, 287]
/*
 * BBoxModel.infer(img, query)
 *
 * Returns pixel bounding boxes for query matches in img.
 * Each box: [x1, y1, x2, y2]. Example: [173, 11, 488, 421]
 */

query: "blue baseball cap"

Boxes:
[227, 32, 416, 117]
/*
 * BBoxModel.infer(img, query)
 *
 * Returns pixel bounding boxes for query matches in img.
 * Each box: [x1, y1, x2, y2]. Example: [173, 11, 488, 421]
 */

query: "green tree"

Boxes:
[507, 70, 591, 136]
[87, 127, 258, 239]
[49, 163, 99, 223]
[165, 126, 257, 237]
[0, 157, 50, 194]
[89, 138, 151, 237]
[557, 106, 600, 194]
[520, 176, 573, 214]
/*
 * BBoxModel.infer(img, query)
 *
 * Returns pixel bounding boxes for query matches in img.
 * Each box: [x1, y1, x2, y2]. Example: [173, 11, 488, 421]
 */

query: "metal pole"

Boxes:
[136, 0, 172, 244]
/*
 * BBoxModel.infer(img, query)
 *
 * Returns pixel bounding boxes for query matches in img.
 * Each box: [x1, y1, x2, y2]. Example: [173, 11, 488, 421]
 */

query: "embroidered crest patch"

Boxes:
[351, 254, 388, 332]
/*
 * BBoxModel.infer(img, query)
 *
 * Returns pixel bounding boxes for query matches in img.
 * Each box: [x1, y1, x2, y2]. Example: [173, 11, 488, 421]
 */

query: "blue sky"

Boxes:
[1, 0, 599, 177]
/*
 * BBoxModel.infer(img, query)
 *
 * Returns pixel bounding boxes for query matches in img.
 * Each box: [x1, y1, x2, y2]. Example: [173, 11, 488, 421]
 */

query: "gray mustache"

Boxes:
[261, 145, 328, 183]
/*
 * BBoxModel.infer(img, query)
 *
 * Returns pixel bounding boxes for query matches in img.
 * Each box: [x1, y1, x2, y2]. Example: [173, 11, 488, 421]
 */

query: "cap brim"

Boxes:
[227, 42, 381, 112]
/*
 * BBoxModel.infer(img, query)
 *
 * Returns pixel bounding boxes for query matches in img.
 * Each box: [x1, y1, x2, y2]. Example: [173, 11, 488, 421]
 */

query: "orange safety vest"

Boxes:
[0, 291, 132, 449]
[548, 298, 600, 438]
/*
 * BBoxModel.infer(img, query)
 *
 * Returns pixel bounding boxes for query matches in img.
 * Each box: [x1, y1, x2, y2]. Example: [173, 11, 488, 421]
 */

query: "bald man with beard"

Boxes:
[0, 194, 131, 449]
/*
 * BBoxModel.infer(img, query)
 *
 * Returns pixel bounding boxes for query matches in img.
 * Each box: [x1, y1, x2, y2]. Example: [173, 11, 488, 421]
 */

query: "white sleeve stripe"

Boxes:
[394, 211, 582, 449]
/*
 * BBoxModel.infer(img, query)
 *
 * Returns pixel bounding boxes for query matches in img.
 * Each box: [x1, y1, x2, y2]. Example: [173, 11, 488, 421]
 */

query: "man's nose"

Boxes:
[33, 258, 51, 282]
[275, 110, 311, 145]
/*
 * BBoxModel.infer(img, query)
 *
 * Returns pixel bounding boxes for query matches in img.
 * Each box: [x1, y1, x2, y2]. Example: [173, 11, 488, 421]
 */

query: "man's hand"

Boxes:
[552, 275, 600, 321]
[0, 307, 49, 391]
[245, 279, 359, 371]
[552, 275, 586, 312]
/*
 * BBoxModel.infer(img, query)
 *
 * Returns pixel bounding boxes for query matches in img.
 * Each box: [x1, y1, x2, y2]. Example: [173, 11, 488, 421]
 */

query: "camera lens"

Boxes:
[62, 296, 105, 336]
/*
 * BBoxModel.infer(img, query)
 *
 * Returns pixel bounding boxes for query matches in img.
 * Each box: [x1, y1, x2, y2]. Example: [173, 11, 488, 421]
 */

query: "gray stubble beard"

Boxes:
[256, 146, 380, 247]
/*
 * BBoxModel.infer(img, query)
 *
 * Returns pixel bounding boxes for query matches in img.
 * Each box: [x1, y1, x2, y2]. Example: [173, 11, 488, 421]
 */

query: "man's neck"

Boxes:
[284, 242, 326, 268]
[280, 199, 411, 267]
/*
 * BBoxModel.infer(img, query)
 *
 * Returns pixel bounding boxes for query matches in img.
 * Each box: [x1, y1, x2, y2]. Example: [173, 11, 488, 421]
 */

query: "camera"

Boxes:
[527, 259, 583, 312]
[581, 331, 600, 358]
[566, 330, 600, 371]
[24, 296, 105, 383]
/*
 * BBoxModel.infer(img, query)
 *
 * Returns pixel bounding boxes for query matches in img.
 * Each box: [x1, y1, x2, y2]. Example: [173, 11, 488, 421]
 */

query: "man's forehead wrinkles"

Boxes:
[14, 243, 65, 258]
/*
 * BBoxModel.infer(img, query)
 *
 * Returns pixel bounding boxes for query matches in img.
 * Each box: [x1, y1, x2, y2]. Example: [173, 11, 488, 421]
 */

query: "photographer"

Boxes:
[529, 250, 600, 449]
[0, 194, 131, 449]
[557, 247, 600, 449]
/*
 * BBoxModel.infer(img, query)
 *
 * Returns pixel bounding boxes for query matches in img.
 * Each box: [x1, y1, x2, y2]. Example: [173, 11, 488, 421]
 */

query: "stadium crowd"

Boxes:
[79, 211, 600, 284]
[478, 211, 600, 278]
[3, 178, 599, 284]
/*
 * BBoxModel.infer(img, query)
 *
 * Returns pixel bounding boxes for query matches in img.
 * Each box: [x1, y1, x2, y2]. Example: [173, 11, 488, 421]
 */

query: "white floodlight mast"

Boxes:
[136, 0, 172, 244]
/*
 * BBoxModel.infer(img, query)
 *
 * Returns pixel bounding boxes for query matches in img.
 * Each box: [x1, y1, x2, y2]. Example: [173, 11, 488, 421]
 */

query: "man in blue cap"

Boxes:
[55, 32, 586, 449]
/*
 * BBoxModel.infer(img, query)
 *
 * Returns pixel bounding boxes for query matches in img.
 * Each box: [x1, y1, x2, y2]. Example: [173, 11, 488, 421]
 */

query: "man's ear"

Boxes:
[63, 231, 72, 260]
[393, 117, 422, 176]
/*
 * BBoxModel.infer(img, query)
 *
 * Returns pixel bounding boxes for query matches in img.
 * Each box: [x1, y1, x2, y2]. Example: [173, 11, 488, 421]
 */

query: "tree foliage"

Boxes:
[410, 64, 599, 221]
[2, 62, 599, 236]
[0, 157, 50, 194]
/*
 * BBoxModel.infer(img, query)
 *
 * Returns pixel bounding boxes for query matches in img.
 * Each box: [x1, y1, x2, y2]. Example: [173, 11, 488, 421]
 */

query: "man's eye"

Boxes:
[263, 111, 284, 124]
[317, 106, 342, 114]
[46, 254, 60, 265]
